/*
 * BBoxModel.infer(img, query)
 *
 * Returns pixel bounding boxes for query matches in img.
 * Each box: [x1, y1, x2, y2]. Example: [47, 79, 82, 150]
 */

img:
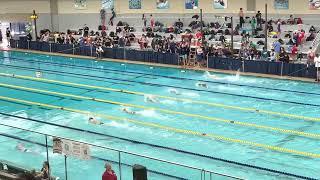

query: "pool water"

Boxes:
[0, 50, 319, 180]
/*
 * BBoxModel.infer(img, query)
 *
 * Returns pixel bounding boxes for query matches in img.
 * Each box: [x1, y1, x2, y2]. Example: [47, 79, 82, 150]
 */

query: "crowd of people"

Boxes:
[32, 9, 320, 68]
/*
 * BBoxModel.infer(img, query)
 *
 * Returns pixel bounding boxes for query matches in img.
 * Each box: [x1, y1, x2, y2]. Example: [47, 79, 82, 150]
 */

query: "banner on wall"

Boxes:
[53, 137, 91, 160]
[213, 0, 227, 9]
[129, 0, 142, 9]
[309, 0, 320, 10]
[185, 0, 198, 9]
[74, 0, 87, 9]
[274, 0, 289, 9]
[157, 0, 169, 9]
[102, 0, 114, 9]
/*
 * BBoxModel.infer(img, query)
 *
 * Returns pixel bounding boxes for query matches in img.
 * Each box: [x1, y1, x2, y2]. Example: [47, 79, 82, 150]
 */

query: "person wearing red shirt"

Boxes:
[297, 31, 305, 45]
[150, 14, 155, 32]
[290, 44, 298, 60]
[195, 30, 203, 40]
[102, 163, 117, 180]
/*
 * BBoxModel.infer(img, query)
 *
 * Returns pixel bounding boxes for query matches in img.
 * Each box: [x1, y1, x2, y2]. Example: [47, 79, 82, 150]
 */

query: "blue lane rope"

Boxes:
[1, 64, 320, 107]
[1, 55, 319, 96]
[0, 112, 316, 180]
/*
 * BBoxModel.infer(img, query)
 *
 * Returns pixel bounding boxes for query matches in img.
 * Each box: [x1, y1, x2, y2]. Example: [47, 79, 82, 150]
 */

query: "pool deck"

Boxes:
[8, 48, 319, 83]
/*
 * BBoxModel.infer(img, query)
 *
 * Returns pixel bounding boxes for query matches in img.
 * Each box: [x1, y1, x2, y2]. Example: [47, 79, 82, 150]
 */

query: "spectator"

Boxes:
[26, 33, 33, 41]
[273, 40, 281, 61]
[109, 8, 116, 26]
[0, 30, 2, 42]
[261, 47, 269, 60]
[142, 14, 147, 30]
[138, 34, 148, 49]
[296, 17, 303, 24]
[239, 8, 245, 28]
[6, 28, 11, 46]
[102, 163, 117, 180]
[291, 44, 298, 60]
[35, 161, 49, 180]
[279, 47, 289, 63]
[175, 19, 183, 29]
[256, 11, 262, 28]
[96, 43, 104, 59]
[297, 30, 305, 45]
[307, 47, 315, 65]
[251, 16, 257, 35]
[179, 39, 189, 66]
[150, 14, 155, 32]
[276, 19, 281, 37]
[288, 15, 295, 25]
[196, 46, 204, 65]
[315, 54, 320, 82]
[270, 49, 276, 61]
[83, 24, 89, 37]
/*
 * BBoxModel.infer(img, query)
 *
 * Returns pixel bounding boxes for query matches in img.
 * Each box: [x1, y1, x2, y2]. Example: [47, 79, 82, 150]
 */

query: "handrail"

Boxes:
[311, 31, 320, 52]
[0, 122, 243, 179]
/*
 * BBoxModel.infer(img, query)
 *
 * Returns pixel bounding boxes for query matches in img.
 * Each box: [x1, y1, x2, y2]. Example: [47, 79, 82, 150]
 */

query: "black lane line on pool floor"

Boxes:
[0, 132, 186, 180]
[2, 55, 319, 96]
[0, 112, 315, 180]
[2, 64, 320, 108]
[0, 65, 135, 87]
[2, 56, 158, 81]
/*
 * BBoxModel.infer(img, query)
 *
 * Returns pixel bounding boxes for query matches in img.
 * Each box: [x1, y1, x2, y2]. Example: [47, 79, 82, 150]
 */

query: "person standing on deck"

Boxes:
[239, 8, 245, 28]
[315, 54, 320, 82]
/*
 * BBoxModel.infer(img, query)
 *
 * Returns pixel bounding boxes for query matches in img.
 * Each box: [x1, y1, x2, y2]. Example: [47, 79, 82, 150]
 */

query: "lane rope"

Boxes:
[0, 95, 319, 159]
[0, 112, 316, 180]
[0, 72, 319, 123]
[3, 55, 320, 96]
[1, 64, 320, 107]
[1, 82, 320, 140]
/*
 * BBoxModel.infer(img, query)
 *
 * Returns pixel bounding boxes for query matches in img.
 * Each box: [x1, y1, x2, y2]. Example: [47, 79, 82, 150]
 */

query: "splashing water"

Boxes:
[137, 109, 158, 117]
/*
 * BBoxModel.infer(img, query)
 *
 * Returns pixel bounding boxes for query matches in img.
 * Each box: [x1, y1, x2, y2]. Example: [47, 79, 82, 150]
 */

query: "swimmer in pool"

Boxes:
[169, 89, 181, 95]
[144, 95, 159, 103]
[88, 117, 104, 125]
[15, 143, 39, 154]
[196, 82, 208, 88]
[121, 107, 136, 115]
[16, 143, 29, 152]
[205, 71, 220, 80]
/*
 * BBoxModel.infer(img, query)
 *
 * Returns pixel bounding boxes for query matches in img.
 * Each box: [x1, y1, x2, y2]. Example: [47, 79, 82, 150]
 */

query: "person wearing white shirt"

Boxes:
[314, 54, 320, 82]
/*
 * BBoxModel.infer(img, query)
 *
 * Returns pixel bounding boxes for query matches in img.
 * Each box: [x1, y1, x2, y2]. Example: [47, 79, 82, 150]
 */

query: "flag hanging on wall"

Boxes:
[74, 0, 87, 9]
[157, 0, 169, 9]
[309, 0, 320, 10]
[129, 0, 142, 9]
[185, 0, 198, 9]
[102, 0, 114, 9]
[274, 0, 289, 9]
[213, 0, 227, 9]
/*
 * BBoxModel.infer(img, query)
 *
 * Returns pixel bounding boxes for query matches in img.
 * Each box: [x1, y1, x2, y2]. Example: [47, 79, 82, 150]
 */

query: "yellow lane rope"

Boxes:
[0, 82, 320, 140]
[0, 95, 319, 159]
[0, 73, 319, 123]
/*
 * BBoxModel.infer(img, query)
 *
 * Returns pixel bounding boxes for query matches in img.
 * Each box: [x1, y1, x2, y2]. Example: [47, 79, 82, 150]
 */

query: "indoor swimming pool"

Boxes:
[0, 50, 319, 180]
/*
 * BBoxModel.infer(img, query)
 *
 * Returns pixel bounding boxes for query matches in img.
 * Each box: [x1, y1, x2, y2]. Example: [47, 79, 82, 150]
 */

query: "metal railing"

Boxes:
[311, 31, 320, 53]
[20, 40, 180, 66]
[0, 122, 243, 180]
